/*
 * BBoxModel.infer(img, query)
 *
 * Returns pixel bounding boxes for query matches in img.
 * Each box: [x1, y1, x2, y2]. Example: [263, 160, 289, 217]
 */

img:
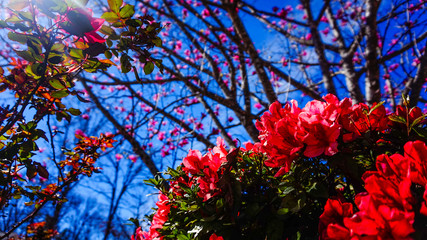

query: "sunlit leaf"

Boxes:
[51, 90, 69, 98]
[8, 0, 29, 10]
[49, 79, 66, 89]
[8, 32, 28, 43]
[101, 12, 119, 23]
[15, 50, 35, 62]
[108, 0, 123, 13]
[119, 4, 134, 19]
[99, 25, 115, 35]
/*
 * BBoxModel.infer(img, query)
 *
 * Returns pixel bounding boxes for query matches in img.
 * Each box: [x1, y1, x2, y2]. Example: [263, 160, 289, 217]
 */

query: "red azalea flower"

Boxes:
[298, 94, 351, 157]
[340, 102, 389, 142]
[405, 141, 427, 186]
[368, 103, 389, 132]
[319, 198, 353, 240]
[60, 8, 106, 43]
[340, 103, 370, 141]
[182, 149, 206, 175]
[344, 193, 415, 239]
[256, 100, 304, 171]
[197, 167, 220, 201]
[209, 233, 224, 240]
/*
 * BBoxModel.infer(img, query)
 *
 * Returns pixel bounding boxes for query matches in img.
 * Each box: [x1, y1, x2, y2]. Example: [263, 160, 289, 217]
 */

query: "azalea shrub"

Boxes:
[136, 94, 427, 239]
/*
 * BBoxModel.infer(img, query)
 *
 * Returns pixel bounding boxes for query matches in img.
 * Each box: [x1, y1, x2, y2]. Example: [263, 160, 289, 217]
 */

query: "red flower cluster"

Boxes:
[256, 94, 390, 175]
[209, 233, 224, 240]
[132, 193, 171, 240]
[182, 137, 228, 201]
[320, 141, 427, 239]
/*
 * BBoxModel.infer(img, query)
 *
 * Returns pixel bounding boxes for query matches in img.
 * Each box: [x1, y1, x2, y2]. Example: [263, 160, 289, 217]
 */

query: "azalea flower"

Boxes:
[59, 8, 106, 43]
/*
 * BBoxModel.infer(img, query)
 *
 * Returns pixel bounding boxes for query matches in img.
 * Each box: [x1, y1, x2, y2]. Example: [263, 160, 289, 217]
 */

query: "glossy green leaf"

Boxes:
[101, 12, 119, 23]
[31, 63, 45, 76]
[8, 32, 28, 43]
[51, 43, 65, 53]
[69, 48, 84, 59]
[152, 37, 162, 47]
[67, 108, 81, 116]
[104, 50, 112, 59]
[99, 25, 115, 35]
[388, 114, 406, 124]
[48, 56, 64, 64]
[51, 90, 69, 98]
[15, 50, 35, 62]
[120, 54, 132, 73]
[144, 62, 154, 75]
[119, 4, 134, 19]
[49, 79, 66, 89]
[108, 0, 123, 13]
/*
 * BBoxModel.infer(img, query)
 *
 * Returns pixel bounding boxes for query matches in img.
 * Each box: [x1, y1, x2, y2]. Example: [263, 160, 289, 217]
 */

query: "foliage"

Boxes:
[137, 94, 427, 239]
[0, 0, 162, 237]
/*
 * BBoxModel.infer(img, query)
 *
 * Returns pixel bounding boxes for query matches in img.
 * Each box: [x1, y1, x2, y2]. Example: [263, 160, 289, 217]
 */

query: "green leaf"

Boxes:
[277, 207, 289, 215]
[51, 90, 69, 98]
[368, 101, 385, 115]
[51, 43, 65, 53]
[112, 21, 125, 28]
[177, 234, 190, 240]
[27, 38, 42, 56]
[13, 194, 22, 199]
[69, 48, 84, 59]
[15, 50, 35, 62]
[101, 12, 119, 23]
[388, 114, 406, 124]
[128, 218, 140, 228]
[48, 56, 64, 64]
[49, 79, 66, 89]
[99, 25, 115, 35]
[76, 93, 91, 103]
[144, 62, 154, 75]
[119, 4, 135, 19]
[8, 0, 29, 10]
[152, 37, 162, 47]
[36, 164, 49, 179]
[108, 0, 123, 13]
[125, 19, 142, 27]
[26, 164, 37, 179]
[410, 114, 427, 129]
[31, 63, 45, 76]
[104, 50, 112, 59]
[8, 32, 28, 44]
[67, 108, 81, 116]
[17, 11, 33, 21]
[120, 54, 132, 73]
